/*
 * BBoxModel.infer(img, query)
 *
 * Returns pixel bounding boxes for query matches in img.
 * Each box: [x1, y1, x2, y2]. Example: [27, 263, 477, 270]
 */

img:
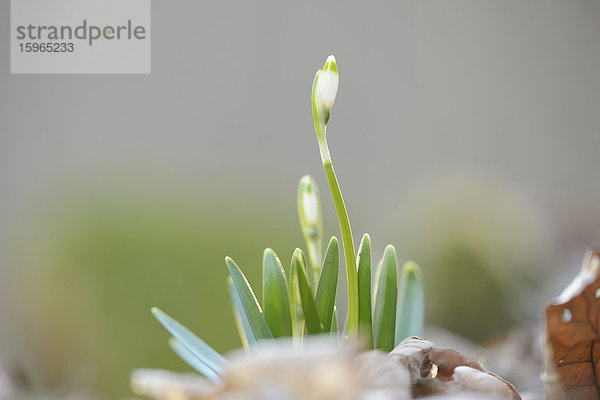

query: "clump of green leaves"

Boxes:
[151, 55, 425, 382]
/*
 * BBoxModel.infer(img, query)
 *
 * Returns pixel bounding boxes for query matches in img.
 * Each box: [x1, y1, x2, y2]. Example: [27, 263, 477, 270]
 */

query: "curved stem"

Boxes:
[323, 157, 358, 338]
[311, 69, 358, 338]
[316, 128, 358, 338]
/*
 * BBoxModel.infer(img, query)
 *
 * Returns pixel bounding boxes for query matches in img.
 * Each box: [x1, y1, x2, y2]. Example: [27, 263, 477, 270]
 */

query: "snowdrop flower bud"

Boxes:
[311, 55, 339, 161]
[315, 55, 339, 111]
[297, 175, 323, 279]
[298, 175, 322, 236]
[303, 190, 318, 226]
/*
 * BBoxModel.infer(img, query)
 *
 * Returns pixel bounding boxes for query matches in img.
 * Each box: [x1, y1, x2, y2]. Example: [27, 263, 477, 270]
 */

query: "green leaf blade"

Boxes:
[168, 338, 221, 382]
[395, 261, 425, 346]
[226, 257, 273, 340]
[227, 277, 258, 350]
[372, 245, 398, 352]
[289, 253, 304, 342]
[357, 233, 373, 348]
[315, 237, 339, 332]
[262, 248, 292, 338]
[151, 307, 227, 375]
[293, 249, 322, 335]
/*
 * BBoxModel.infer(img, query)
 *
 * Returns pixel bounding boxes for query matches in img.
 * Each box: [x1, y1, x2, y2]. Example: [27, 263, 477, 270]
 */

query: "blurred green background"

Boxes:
[10, 181, 305, 398]
[2, 0, 600, 398]
[0, 172, 565, 398]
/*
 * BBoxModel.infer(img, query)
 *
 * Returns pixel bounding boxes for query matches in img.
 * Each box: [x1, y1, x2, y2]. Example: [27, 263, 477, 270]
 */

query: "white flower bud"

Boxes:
[302, 188, 319, 226]
[315, 55, 339, 110]
[298, 175, 321, 231]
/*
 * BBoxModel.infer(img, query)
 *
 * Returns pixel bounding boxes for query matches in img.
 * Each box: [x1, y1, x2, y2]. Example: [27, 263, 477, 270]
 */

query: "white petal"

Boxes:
[316, 69, 338, 109]
[302, 189, 319, 226]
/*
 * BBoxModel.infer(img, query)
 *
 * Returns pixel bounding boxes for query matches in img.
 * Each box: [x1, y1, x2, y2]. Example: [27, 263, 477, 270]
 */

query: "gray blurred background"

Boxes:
[1, 0, 599, 398]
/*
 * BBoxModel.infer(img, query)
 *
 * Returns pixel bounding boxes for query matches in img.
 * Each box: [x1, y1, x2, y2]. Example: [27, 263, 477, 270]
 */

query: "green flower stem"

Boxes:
[307, 241, 321, 286]
[312, 58, 358, 339]
[312, 118, 358, 338]
[321, 147, 358, 339]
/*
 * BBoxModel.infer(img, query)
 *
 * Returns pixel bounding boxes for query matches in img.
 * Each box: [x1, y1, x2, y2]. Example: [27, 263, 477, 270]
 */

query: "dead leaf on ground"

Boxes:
[545, 250, 600, 400]
[391, 337, 521, 400]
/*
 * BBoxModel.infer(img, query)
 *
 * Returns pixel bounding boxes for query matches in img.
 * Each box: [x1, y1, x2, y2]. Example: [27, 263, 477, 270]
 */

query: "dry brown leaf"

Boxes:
[545, 250, 600, 400]
[391, 337, 521, 400]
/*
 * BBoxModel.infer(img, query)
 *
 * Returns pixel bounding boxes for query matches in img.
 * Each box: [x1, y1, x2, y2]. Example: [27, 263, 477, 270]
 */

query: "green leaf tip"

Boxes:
[328, 235, 339, 247]
[263, 247, 275, 257]
[403, 260, 423, 277]
[358, 233, 371, 251]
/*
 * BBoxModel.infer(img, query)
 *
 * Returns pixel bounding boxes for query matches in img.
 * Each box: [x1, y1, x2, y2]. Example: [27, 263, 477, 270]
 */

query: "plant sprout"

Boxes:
[150, 55, 425, 382]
